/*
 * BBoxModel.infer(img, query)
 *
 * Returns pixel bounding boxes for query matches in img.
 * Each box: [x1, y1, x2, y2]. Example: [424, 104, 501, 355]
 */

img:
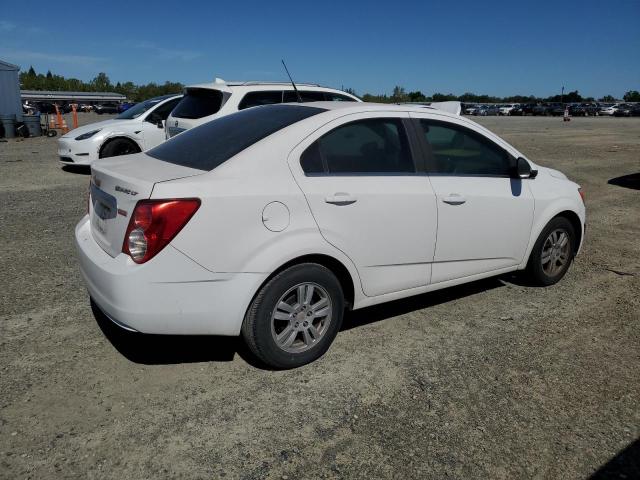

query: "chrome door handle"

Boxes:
[325, 193, 357, 205]
[442, 194, 466, 205]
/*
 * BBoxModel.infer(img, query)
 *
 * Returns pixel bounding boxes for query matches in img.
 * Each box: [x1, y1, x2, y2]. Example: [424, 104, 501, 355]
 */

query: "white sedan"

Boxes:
[76, 102, 586, 368]
[57, 94, 182, 166]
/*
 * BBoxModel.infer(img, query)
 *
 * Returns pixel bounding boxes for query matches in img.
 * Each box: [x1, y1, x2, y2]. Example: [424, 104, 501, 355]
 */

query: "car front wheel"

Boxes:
[99, 138, 141, 159]
[242, 263, 344, 369]
[525, 216, 577, 286]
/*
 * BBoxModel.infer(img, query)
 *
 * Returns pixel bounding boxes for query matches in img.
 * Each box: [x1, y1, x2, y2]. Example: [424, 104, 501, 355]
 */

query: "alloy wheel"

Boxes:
[270, 282, 332, 353]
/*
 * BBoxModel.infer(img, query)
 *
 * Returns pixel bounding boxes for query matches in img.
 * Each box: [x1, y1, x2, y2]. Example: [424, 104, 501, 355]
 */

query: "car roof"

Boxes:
[185, 81, 349, 94]
[278, 101, 461, 120]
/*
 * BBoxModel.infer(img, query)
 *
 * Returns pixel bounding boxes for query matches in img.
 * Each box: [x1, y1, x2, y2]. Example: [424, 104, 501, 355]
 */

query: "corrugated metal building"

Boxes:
[21, 90, 126, 103]
[0, 60, 23, 120]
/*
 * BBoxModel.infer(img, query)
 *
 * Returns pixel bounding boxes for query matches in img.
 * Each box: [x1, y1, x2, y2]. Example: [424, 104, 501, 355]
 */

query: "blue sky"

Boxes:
[1, 0, 638, 98]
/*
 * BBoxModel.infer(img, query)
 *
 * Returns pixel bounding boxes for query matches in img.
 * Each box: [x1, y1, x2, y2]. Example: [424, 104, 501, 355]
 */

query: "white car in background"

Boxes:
[165, 79, 360, 138]
[77, 102, 585, 369]
[598, 104, 619, 116]
[499, 104, 518, 116]
[57, 94, 182, 166]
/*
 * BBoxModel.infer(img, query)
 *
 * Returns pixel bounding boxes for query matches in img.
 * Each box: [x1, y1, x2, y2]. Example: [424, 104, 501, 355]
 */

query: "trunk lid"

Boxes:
[89, 153, 205, 257]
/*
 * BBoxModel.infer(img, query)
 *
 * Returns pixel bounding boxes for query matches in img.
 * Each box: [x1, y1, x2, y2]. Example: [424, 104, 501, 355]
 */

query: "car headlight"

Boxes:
[75, 129, 101, 141]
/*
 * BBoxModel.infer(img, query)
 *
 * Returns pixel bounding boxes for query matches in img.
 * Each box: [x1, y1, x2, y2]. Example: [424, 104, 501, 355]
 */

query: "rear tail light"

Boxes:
[123, 199, 200, 264]
[578, 187, 585, 204]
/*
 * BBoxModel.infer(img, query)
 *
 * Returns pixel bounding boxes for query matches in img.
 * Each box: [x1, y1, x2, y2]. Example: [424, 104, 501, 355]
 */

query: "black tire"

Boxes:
[242, 263, 344, 369]
[525, 216, 576, 286]
[99, 138, 141, 159]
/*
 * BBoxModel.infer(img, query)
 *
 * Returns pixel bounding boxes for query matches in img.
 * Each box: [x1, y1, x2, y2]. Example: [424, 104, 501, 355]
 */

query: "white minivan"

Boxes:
[165, 79, 360, 138]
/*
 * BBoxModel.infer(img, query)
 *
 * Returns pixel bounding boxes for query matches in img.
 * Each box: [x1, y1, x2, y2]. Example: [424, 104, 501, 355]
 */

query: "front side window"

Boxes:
[117, 96, 172, 119]
[145, 97, 181, 122]
[171, 88, 223, 119]
[300, 118, 415, 175]
[418, 120, 511, 176]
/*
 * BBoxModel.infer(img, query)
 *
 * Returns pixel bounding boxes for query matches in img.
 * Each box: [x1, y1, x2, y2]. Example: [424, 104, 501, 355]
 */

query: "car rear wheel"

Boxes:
[525, 217, 576, 286]
[99, 138, 141, 159]
[242, 263, 344, 369]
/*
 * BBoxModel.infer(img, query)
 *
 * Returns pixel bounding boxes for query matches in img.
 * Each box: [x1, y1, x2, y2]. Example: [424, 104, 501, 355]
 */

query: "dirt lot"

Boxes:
[1, 113, 638, 479]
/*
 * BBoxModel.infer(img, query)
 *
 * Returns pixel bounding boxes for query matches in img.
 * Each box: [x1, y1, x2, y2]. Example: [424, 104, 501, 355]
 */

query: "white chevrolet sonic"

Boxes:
[76, 102, 586, 369]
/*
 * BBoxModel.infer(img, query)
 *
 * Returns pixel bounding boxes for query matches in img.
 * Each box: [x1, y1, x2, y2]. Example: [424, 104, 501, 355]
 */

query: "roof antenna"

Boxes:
[281, 59, 302, 103]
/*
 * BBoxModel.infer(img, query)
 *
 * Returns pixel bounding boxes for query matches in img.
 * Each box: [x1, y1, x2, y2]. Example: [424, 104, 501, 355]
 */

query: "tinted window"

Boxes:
[148, 105, 326, 171]
[117, 95, 178, 120]
[301, 118, 414, 175]
[283, 90, 326, 103]
[172, 88, 223, 119]
[325, 92, 357, 102]
[238, 91, 283, 110]
[419, 120, 510, 176]
[146, 98, 181, 122]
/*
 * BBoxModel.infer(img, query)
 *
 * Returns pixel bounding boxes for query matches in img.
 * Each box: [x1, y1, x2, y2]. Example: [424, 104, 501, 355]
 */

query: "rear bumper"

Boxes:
[75, 216, 268, 335]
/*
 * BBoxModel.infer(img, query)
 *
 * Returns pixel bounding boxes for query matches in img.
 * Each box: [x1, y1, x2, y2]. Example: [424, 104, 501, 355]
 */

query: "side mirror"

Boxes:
[156, 119, 164, 129]
[513, 157, 534, 179]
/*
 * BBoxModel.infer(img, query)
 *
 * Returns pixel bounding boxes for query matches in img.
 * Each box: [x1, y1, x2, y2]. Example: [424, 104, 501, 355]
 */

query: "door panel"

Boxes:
[289, 113, 438, 297]
[428, 176, 534, 283]
[411, 115, 535, 283]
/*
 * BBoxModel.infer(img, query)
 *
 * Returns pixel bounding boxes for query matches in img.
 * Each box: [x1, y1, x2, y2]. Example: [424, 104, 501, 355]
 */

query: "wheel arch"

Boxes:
[521, 206, 585, 269]
[98, 135, 141, 158]
[555, 209, 583, 253]
[250, 253, 356, 311]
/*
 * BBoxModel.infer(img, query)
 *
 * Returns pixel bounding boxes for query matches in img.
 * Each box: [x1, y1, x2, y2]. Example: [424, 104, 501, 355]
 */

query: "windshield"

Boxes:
[148, 104, 326, 171]
[116, 95, 175, 119]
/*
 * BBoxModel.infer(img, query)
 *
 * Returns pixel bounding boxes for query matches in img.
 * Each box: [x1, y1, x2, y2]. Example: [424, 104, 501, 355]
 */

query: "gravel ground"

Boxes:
[0, 113, 639, 479]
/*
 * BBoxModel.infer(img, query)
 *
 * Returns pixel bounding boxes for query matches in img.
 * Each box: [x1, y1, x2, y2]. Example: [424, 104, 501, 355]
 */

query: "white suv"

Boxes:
[165, 79, 360, 138]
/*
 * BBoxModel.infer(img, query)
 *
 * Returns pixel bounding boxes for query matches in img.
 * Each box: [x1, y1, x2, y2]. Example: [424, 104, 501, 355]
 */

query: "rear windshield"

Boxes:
[171, 88, 223, 119]
[148, 104, 326, 171]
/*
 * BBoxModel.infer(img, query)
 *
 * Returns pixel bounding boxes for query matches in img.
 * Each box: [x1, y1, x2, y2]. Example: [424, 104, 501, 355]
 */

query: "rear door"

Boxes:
[288, 112, 438, 297]
[410, 115, 535, 283]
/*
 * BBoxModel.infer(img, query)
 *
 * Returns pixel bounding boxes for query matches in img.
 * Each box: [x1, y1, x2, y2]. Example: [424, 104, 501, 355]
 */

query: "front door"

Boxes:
[412, 116, 535, 284]
[141, 97, 181, 150]
[289, 113, 438, 297]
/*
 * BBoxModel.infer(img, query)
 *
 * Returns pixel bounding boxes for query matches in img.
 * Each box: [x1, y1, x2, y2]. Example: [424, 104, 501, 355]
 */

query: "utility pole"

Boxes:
[561, 86, 565, 104]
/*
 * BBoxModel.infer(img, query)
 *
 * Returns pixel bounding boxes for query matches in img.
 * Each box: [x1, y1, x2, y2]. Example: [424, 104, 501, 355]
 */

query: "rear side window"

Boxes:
[172, 88, 223, 119]
[324, 93, 357, 102]
[148, 105, 326, 171]
[283, 90, 326, 103]
[238, 91, 283, 110]
[300, 118, 415, 175]
[418, 120, 511, 176]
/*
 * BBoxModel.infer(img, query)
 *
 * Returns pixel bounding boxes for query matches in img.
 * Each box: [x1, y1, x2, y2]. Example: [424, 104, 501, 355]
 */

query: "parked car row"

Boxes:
[462, 102, 639, 117]
[22, 101, 122, 115]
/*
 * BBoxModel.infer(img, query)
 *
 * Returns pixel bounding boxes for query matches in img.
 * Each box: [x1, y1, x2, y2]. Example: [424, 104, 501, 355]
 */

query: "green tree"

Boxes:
[599, 95, 616, 102]
[407, 90, 427, 102]
[390, 86, 408, 103]
[623, 90, 640, 102]
[431, 92, 457, 102]
[91, 72, 112, 91]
